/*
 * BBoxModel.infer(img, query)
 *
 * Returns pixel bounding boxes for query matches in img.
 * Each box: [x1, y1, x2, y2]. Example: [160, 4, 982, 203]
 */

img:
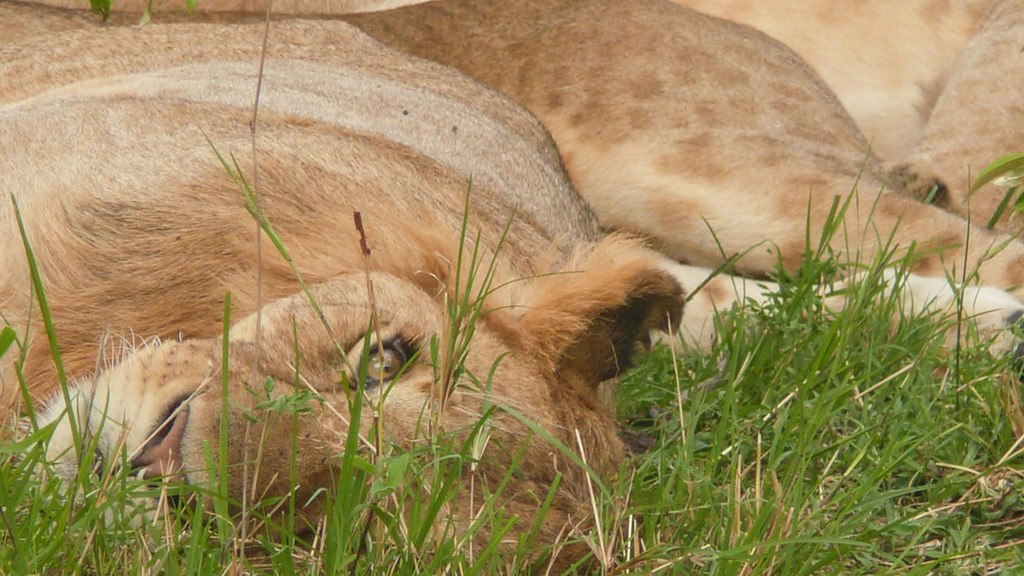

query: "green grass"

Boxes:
[615, 262, 1024, 574]
[3, 244, 1023, 574]
[4, 169, 1024, 574]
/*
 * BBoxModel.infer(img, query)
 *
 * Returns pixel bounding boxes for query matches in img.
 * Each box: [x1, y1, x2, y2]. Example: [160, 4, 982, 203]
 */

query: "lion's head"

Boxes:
[36, 242, 682, 557]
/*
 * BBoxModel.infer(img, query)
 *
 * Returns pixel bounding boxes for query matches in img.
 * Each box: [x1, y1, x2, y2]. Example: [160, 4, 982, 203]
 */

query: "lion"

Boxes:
[1, 2, 689, 568]
[4, 0, 1024, 569]
[905, 0, 1024, 233]
[671, 0, 1024, 233]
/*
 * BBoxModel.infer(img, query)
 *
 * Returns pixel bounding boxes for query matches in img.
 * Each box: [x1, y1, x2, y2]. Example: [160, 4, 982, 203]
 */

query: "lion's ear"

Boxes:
[518, 238, 684, 385]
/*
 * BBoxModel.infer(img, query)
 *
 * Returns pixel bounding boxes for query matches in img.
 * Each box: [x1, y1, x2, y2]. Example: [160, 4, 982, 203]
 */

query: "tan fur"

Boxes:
[672, 0, 1024, 233]
[72, 0, 993, 163]
[672, 0, 991, 161]
[905, 0, 1024, 233]
[0, 3, 686, 567]
[36, 0, 426, 14]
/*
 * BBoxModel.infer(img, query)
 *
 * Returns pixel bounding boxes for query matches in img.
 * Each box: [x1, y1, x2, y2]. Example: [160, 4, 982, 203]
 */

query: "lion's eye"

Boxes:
[354, 338, 412, 390]
[92, 447, 106, 477]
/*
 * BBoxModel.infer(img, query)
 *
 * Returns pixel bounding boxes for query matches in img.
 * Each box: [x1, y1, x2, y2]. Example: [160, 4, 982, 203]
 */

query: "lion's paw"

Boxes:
[900, 272, 1024, 359]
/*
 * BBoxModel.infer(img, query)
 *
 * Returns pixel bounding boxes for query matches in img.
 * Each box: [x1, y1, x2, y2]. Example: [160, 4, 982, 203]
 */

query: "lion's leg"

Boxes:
[657, 260, 775, 350]
[901, 0, 1024, 234]
[565, 128, 1024, 303]
[660, 260, 1024, 355]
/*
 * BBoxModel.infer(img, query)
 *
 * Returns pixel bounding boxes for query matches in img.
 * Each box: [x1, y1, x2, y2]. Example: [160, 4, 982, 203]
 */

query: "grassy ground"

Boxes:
[616, 260, 1024, 574]
[2, 245, 1023, 575]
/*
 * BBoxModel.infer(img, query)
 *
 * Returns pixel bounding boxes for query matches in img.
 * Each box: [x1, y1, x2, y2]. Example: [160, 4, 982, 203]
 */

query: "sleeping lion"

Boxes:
[2, 3, 692, 568]
[2, 0, 1023, 569]
[671, 0, 1024, 233]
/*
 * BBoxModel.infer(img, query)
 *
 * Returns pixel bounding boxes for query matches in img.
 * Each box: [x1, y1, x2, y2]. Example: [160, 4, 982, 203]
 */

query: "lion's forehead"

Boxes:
[97, 275, 534, 408]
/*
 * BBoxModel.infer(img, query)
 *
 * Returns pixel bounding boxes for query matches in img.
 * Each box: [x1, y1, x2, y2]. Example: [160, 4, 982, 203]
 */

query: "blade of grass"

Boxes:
[11, 195, 81, 463]
[970, 152, 1024, 194]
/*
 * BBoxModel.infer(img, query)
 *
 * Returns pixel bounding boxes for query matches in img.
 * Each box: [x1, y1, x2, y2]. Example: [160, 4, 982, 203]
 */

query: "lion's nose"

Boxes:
[131, 400, 189, 481]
